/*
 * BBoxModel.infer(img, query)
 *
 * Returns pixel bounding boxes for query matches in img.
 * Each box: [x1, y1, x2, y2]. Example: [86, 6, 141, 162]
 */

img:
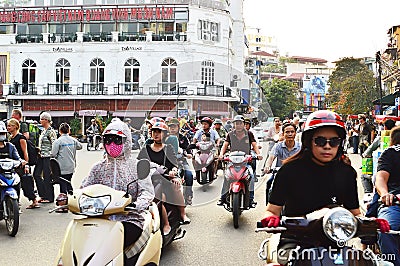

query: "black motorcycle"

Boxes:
[87, 133, 101, 151]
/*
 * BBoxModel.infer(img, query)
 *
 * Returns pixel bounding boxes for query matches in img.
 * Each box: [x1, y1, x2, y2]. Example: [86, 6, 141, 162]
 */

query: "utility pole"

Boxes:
[376, 51, 383, 115]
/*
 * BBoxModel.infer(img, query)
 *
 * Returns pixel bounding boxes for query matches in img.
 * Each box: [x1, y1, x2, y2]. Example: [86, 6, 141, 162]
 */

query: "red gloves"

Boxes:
[375, 218, 390, 233]
[261, 215, 280, 227]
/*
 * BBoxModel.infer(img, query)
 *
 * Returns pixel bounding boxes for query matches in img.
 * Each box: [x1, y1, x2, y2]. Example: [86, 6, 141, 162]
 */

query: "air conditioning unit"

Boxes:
[178, 101, 187, 109]
[13, 100, 22, 107]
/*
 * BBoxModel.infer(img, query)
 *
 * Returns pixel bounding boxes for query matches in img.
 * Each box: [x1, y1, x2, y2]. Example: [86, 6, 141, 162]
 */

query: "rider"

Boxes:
[218, 115, 262, 207]
[137, 121, 190, 235]
[81, 118, 155, 264]
[375, 125, 400, 265]
[213, 119, 227, 140]
[193, 117, 220, 178]
[259, 110, 389, 265]
[86, 118, 99, 146]
[167, 118, 194, 206]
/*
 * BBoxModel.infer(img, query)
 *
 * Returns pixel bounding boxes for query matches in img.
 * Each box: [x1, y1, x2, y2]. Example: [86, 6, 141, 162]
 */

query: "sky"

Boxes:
[243, 0, 400, 63]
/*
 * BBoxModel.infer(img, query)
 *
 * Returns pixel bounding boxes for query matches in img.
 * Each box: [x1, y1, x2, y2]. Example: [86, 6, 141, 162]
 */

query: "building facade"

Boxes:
[0, 0, 254, 129]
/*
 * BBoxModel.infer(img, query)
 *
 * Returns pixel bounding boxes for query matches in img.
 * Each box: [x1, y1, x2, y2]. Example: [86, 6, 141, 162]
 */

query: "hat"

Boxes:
[168, 118, 180, 126]
[40, 112, 52, 121]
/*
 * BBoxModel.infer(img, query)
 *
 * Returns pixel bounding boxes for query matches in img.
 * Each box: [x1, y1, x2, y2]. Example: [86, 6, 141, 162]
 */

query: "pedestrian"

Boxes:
[51, 123, 82, 196]
[351, 119, 360, 154]
[11, 109, 29, 139]
[33, 112, 58, 203]
[357, 114, 374, 156]
[375, 126, 400, 265]
[265, 117, 282, 156]
[7, 118, 39, 209]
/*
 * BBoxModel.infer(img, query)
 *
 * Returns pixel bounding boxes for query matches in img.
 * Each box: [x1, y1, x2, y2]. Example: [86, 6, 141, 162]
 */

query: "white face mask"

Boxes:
[0, 134, 6, 141]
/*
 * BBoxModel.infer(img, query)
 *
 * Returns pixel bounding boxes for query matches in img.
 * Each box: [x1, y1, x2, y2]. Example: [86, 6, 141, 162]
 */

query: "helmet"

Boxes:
[123, 118, 131, 122]
[200, 117, 213, 126]
[91, 119, 96, 123]
[214, 118, 223, 125]
[56, 193, 68, 206]
[165, 116, 173, 123]
[302, 110, 346, 144]
[244, 118, 251, 125]
[149, 117, 165, 126]
[233, 115, 244, 123]
[103, 118, 127, 137]
[167, 118, 180, 126]
[151, 122, 168, 131]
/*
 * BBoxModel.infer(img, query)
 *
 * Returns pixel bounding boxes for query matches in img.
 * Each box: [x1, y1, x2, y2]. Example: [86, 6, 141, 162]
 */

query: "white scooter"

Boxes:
[51, 159, 162, 266]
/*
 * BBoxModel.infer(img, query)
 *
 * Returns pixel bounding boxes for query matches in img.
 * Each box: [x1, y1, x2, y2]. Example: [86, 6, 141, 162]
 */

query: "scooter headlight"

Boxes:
[322, 207, 357, 244]
[0, 160, 14, 171]
[230, 155, 245, 164]
[79, 195, 111, 216]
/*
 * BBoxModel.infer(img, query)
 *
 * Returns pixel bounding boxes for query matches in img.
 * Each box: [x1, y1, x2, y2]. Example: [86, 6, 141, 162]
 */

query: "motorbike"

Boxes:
[0, 159, 21, 237]
[221, 151, 257, 228]
[188, 141, 216, 190]
[52, 159, 162, 266]
[132, 131, 145, 150]
[150, 164, 186, 248]
[86, 133, 101, 151]
[256, 206, 399, 265]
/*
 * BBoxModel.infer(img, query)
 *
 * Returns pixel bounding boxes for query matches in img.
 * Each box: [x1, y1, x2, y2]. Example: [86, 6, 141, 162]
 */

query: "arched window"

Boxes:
[90, 58, 105, 85]
[201, 60, 215, 86]
[22, 59, 36, 93]
[124, 58, 140, 91]
[161, 58, 177, 93]
[55, 58, 71, 84]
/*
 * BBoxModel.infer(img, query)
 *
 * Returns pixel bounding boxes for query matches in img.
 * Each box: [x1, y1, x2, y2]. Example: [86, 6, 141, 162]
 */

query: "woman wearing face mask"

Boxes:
[259, 110, 389, 265]
[138, 121, 190, 235]
[81, 118, 154, 264]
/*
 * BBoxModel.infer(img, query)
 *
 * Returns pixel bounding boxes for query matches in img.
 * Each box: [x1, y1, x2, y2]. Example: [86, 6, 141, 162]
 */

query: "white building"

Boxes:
[0, 0, 255, 129]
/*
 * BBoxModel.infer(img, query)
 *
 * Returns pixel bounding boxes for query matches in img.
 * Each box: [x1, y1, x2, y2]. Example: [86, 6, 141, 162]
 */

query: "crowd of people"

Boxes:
[5, 107, 400, 264]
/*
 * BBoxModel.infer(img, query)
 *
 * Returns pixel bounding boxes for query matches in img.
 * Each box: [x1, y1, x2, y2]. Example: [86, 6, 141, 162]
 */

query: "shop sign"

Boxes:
[121, 46, 142, 51]
[0, 6, 174, 23]
[52, 47, 73, 52]
[78, 110, 107, 116]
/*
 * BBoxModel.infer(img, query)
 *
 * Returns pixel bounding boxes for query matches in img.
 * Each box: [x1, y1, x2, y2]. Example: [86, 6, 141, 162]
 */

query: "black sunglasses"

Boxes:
[313, 137, 342, 147]
[103, 135, 124, 145]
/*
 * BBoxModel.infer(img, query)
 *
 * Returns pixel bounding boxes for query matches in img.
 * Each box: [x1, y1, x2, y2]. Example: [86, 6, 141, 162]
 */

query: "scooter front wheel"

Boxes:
[5, 197, 19, 236]
[232, 193, 241, 229]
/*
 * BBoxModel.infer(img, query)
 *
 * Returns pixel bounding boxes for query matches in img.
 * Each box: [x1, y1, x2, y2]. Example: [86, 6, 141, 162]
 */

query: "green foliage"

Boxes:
[327, 57, 378, 114]
[261, 78, 302, 118]
[261, 64, 286, 74]
[69, 118, 81, 136]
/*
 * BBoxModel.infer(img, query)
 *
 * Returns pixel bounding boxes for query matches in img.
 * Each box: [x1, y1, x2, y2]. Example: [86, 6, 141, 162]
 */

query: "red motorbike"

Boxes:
[221, 151, 255, 228]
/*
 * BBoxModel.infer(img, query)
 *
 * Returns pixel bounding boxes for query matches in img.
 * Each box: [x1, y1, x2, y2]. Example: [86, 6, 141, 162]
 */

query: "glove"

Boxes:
[375, 218, 390, 233]
[260, 215, 280, 227]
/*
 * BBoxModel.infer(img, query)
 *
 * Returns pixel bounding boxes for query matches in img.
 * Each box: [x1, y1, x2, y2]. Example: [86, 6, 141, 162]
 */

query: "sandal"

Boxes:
[38, 199, 52, 203]
[26, 204, 40, 209]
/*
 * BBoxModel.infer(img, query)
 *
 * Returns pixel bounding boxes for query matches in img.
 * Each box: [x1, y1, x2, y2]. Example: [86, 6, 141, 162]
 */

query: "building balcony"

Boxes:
[4, 82, 237, 99]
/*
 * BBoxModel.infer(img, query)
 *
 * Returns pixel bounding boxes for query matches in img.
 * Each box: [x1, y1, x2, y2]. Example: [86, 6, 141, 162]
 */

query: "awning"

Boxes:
[373, 91, 400, 105]
[201, 111, 230, 117]
[23, 110, 74, 117]
[113, 111, 146, 118]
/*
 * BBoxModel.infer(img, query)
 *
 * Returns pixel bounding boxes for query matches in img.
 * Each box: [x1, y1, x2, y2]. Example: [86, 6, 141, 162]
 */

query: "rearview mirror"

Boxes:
[137, 159, 150, 180]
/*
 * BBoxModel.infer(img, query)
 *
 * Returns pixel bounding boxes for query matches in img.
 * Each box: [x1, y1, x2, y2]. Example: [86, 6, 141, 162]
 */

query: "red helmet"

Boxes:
[302, 110, 346, 143]
[149, 117, 165, 126]
[200, 117, 213, 126]
[151, 122, 168, 131]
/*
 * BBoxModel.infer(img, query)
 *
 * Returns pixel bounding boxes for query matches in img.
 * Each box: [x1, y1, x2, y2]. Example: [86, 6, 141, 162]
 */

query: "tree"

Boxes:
[327, 57, 378, 114]
[261, 78, 301, 118]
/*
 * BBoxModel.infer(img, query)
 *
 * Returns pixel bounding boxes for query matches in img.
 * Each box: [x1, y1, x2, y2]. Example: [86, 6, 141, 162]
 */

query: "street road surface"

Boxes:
[0, 144, 365, 266]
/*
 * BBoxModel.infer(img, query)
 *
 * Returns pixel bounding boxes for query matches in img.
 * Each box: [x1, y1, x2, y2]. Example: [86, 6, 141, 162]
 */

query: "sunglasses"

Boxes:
[313, 137, 342, 147]
[103, 135, 124, 145]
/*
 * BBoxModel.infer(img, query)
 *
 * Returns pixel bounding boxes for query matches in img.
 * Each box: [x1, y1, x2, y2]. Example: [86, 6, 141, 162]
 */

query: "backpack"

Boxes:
[21, 121, 41, 147]
[26, 139, 39, 166]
